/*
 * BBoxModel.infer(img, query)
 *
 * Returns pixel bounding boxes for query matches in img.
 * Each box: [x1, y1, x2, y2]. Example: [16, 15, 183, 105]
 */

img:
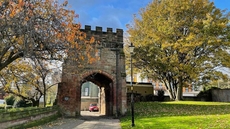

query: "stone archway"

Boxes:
[57, 25, 127, 117]
[81, 71, 114, 116]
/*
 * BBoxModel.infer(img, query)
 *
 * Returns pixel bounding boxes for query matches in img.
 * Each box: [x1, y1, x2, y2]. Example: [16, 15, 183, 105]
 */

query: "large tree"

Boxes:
[127, 0, 230, 100]
[0, 0, 95, 71]
[0, 0, 97, 104]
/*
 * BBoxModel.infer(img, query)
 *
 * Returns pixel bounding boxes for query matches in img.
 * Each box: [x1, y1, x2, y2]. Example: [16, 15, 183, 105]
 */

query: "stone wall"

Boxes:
[0, 107, 58, 129]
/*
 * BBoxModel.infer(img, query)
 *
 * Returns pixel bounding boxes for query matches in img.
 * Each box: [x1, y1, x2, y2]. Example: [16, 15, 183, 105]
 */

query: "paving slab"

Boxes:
[34, 111, 121, 129]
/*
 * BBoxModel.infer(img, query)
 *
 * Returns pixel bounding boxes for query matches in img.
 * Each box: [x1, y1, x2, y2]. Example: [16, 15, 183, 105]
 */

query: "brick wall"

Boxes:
[57, 25, 127, 117]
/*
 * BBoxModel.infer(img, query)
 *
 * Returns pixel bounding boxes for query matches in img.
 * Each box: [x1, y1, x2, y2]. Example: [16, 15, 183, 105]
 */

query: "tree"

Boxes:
[0, 58, 61, 107]
[0, 0, 98, 106]
[127, 0, 230, 100]
[30, 58, 61, 107]
[0, 0, 96, 71]
[0, 58, 42, 106]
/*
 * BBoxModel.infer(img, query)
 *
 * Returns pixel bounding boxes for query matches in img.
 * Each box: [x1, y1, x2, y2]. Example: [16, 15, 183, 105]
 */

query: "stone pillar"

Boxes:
[100, 87, 106, 115]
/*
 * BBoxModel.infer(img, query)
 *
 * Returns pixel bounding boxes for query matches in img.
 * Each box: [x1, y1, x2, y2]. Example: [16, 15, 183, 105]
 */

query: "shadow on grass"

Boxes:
[121, 101, 230, 129]
[130, 101, 230, 117]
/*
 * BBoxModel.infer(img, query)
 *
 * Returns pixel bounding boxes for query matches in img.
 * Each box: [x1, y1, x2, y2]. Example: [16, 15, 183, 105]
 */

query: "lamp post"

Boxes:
[129, 42, 135, 127]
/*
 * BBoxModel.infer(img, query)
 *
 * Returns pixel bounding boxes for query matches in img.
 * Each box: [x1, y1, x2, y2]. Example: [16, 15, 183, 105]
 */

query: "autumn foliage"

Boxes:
[0, 0, 96, 71]
[128, 0, 230, 100]
[0, 0, 97, 105]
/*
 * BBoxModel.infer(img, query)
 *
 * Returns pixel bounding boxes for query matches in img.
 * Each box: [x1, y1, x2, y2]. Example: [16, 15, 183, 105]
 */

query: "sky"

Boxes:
[66, 0, 230, 32]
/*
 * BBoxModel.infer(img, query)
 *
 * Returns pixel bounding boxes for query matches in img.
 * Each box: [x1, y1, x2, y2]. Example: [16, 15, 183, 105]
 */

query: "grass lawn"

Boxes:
[120, 101, 230, 129]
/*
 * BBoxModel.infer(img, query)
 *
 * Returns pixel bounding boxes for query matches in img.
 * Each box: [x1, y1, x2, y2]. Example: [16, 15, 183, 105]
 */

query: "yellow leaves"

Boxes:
[17, 36, 24, 45]
[66, 34, 75, 42]
[10, 9, 16, 17]
[88, 57, 97, 64]
[173, 42, 181, 50]
[78, 33, 86, 41]
[86, 52, 97, 64]
[217, 22, 227, 28]
[10, 35, 17, 43]
[203, 13, 214, 29]
[161, 42, 172, 49]
[18, 0, 24, 7]
[24, 16, 29, 21]
[61, 22, 66, 27]
[90, 37, 95, 44]
[4, 85, 10, 92]
[5, 0, 24, 18]
[75, 43, 79, 49]
[80, 55, 84, 60]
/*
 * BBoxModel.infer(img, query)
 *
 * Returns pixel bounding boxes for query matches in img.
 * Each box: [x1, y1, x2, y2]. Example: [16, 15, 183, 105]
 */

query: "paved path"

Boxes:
[35, 111, 121, 129]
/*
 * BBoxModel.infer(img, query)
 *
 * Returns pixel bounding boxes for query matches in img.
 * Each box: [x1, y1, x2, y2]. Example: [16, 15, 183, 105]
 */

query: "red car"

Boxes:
[89, 103, 99, 112]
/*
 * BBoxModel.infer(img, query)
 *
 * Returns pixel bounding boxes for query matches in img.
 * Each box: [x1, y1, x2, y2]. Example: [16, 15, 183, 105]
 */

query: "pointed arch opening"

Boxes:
[80, 71, 114, 116]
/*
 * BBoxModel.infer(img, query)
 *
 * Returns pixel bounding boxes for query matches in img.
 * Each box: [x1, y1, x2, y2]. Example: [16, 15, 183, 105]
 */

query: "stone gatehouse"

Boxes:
[57, 25, 127, 117]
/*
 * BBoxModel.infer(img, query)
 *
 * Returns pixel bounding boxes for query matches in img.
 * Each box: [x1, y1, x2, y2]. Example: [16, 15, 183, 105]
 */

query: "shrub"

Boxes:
[14, 99, 32, 108]
[145, 94, 154, 101]
[140, 96, 145, 102]
[157, 90, 165, 101]
[126, 93, 142, 104]
[4, 95, 15, 105]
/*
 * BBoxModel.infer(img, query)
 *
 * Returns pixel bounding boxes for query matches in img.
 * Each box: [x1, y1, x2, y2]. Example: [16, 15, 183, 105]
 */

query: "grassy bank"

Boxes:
[121, 101, 230, 129]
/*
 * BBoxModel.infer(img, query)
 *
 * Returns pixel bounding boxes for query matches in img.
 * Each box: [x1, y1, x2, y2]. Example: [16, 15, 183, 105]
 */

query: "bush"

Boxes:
[4, 95, 15, 105]
[140, 96, 145, 102]
[145, 94, 154, 101]
[14, 100, 32, 108]
[157, 90, 165, 101]
[127, 93, 142, 103]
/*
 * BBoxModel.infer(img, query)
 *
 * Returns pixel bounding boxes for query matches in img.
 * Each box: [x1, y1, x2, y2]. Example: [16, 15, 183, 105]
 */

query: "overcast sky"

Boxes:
[66, 0, 230, 32]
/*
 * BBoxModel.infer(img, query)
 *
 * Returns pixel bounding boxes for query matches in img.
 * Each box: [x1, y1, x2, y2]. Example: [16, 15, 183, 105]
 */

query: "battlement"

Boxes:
[81, 25, 123, 47]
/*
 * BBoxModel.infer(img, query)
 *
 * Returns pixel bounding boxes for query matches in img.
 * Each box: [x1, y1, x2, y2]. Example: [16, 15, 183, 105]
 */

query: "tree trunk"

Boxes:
[43, 80, 46, 107]
[167, 89, 175, 100]
[31, 99, 39, 107]
[167, 90, 172, 99]
[165, 81, 176, 100]
[43, 90, 46, 107]
[176, 76, 183, 101]
[34, 100, 40, 107]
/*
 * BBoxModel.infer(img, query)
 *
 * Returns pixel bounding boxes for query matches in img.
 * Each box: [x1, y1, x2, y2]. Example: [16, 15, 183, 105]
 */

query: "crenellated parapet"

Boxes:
[81, 25, 123, 48]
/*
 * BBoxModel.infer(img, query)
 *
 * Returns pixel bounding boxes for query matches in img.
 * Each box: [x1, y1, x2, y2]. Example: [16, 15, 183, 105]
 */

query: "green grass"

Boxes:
[120, 101, 230, 129]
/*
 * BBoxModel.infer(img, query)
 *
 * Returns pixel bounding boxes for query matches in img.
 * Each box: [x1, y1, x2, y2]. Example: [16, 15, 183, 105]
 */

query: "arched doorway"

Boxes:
[81, 82, 99, 112]
[80, 72, 113, 116]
